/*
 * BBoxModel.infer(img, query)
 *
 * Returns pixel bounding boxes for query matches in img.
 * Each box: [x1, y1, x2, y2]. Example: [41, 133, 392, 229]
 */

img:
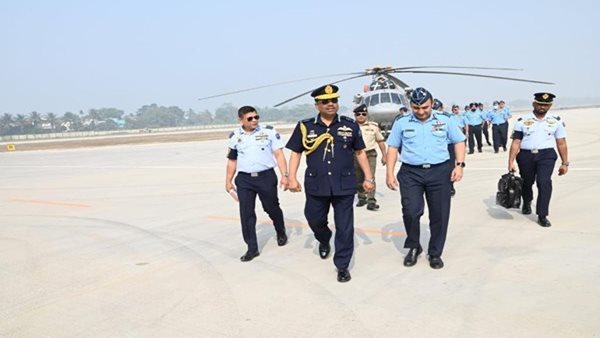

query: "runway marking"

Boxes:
[8, 198, 91, 208]
[3, 165, 598, 171]
[1, 165, 219, 169]
[207, 215, 405, 237]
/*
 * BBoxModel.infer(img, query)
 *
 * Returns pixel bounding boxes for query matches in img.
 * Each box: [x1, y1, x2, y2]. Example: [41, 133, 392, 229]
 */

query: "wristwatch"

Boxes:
[283, 172, 289, 177]
[365, 178, 376, 184]
[456, 162, 466, 168]
[561, 162, 570, 167]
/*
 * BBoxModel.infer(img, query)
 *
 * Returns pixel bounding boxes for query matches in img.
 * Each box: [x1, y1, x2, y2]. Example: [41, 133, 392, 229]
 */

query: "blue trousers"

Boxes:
[304, 194, 354, 269]
[235, 169, 285, 252]
[516, 149, 557, 217]
[492, 122, 509, 151]
[398, 161, 452, 257]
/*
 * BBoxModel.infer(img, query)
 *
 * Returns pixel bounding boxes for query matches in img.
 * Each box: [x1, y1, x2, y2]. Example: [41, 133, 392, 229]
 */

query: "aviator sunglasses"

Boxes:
[354, 112, 367, 116]
[317, 98, 338, 104]
[246, 115, 260, 121]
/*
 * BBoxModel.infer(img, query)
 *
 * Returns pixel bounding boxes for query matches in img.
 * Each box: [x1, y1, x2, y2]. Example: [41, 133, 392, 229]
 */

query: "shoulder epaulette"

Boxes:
[228, 131, 235, 138]
[517, 117, 523, 122]
[301, 118, 312, 123]
[340, 115, 356, 123]
[394, 114, 409, 121]
[265, 125, 274, 129]
[554, 115, 561, 120]
[368, 121, 379, 127]
[440, 111, 452, 117]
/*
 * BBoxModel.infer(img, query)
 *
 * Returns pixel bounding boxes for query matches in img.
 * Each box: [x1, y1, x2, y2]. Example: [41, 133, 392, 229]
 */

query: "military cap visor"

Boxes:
[533, 92, 555, 105]
[353, 104, 367, 113]
[311, 84, 340, 100]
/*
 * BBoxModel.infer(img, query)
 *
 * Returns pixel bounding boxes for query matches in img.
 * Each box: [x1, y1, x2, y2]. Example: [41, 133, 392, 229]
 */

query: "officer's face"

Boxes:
[410, 99, 433, 121]
[533, 102, 552, 115]
[315, 99, 339, 116]
[240, 111, 259, 130]
[354, 111, 367, 123]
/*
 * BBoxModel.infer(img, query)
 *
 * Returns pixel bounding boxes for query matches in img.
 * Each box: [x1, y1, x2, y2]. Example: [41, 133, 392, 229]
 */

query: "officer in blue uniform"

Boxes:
[385, 88, 466, 269]
[286, 84, 375, 283]
[486, 101, 512, 153]
[225, 106, 289, 262]
[479, 102, 492, 146]
[464, 102, 486, 154]
[508, 92, 569, 227]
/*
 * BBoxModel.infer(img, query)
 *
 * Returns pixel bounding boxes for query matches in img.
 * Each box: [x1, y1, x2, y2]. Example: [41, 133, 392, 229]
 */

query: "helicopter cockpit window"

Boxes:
[380, 93, 391, 103]
[364, 96, 371, 107]
[391, 93, 402, 104]
[369, 94, 379, 106]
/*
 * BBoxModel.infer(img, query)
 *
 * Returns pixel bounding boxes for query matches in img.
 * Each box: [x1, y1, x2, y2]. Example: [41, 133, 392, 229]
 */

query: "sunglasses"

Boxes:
[246, 115, 260, 122]
[354, 112, 367, 116]
[317, 98, 338, 104]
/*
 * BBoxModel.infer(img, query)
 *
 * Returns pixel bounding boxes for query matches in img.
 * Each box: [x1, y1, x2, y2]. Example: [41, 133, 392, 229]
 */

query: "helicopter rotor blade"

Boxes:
[391, 66, 524, 72]
[393, 70, 554, 85]
[384, 73, 412, 91]
[197, 72, 364, 101]
[273, 73, 369, 107]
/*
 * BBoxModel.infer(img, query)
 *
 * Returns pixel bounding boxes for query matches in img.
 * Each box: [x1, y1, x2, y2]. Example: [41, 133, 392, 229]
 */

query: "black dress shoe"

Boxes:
[522, 202, 532, 215]
[240, 251, 259, 262]
[276, 232, 288, 246]
[538, 216, 552, 227]
[337, 268, 351, 283]
[403, 247, 423, 267]
[356, 199, 367, 207]
[450, 187, 456, 197]
[428, 256, 444, 269]
[366, 202, 380, 211]
[319, 242, 331, 259]
[468, 151, 474, 154]
[478, 149, 483, 153]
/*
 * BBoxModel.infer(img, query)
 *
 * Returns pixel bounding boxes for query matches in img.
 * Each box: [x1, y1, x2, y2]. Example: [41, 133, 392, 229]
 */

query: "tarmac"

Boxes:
[1, 107, 599, 337]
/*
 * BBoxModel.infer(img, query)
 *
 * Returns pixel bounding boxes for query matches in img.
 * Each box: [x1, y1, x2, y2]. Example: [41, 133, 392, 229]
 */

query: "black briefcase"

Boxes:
[496, 172, 524, 209]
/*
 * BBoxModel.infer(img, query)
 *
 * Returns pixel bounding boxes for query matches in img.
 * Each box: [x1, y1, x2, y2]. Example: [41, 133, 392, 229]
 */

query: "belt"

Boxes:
[238, 168, 274, 177]
[520, 148, 553, 154]
[402, 162, 447, 169]
[493, 122, 508, 125]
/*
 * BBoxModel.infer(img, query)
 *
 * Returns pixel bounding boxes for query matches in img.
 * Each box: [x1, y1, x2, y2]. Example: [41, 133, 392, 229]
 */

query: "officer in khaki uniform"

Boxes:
[352, 104, 387, 210]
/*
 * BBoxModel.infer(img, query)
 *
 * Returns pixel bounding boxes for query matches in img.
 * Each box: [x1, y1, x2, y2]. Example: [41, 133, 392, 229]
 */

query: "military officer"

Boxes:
[225, 106, 289, 262]
[499, 100, 512, 146]
[479, 102, 492, 146]
[386, 87, 466, 269]
[464, 102, 486, 154]
[353, 104, 387, 211]
[286, 84, 375, 283]
[486, 101, 512, 153]
[508, 92, 569, 227]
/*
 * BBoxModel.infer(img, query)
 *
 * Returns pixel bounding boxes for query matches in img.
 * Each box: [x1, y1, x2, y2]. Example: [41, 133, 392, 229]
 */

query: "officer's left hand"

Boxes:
[380, 157, 386, 166]
[450, 167, 463, 182]
[280, 176, 289, 190]
[363, 180, 375, 193]
[558, 164, 569, 176]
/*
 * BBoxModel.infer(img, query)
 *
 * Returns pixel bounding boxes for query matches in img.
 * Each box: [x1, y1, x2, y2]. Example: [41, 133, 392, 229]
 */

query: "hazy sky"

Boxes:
[1, 0, 599, 115]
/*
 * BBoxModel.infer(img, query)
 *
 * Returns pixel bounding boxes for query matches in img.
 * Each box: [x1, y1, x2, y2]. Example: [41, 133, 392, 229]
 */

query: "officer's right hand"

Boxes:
[226, 181, 235, 193]
[508, 162, 518, 173]
[287, 178, 302, 193]
[386, 175, 399, 191]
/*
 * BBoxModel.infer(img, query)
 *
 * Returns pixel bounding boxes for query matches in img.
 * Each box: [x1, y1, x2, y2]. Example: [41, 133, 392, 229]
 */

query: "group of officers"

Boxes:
[225, 84, 569, 283]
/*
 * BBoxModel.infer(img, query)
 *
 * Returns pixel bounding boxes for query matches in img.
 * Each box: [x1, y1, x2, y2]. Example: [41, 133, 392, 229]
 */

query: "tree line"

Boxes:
[0, 103, 328, 136]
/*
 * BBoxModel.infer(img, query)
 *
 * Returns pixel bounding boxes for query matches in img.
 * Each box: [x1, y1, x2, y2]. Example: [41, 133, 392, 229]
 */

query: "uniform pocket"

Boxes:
[340, 168, 356, 190]
[304, 168, 318, 192]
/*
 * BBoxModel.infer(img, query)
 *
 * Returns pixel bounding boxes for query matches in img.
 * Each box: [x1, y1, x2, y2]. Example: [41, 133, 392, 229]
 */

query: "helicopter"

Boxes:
[198, 65, 553, 136]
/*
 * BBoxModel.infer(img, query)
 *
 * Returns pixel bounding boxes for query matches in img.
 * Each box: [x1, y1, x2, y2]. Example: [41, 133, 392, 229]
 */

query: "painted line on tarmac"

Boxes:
[1, 165, 219, 169]
[207, 215, 405, 237]
[8, 198, 91, 208]
[3, 165, 598, 171]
